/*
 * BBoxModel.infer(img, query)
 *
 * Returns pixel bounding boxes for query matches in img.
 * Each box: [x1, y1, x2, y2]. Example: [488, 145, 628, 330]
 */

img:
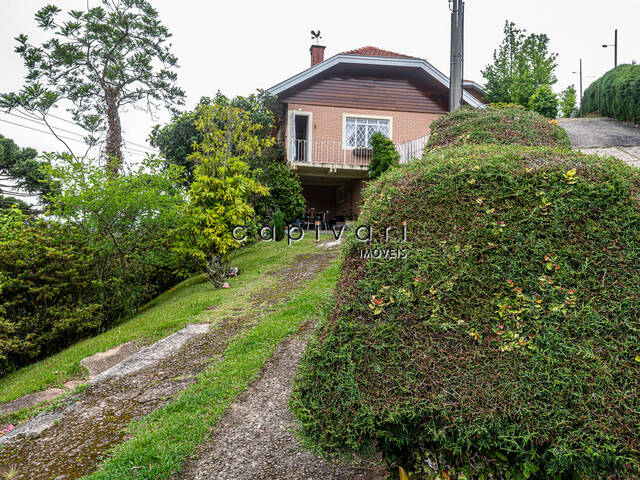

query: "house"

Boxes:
[266, 44, 486, 222]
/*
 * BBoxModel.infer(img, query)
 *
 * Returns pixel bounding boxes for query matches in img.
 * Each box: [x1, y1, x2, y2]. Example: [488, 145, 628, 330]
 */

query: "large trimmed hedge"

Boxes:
[426, 107, 570, 150]
[582, 64, 640, 124]
[292, 145, 640, 479]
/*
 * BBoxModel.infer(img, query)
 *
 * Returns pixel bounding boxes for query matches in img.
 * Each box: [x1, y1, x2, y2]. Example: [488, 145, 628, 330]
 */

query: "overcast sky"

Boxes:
[1, 0, 639, 165]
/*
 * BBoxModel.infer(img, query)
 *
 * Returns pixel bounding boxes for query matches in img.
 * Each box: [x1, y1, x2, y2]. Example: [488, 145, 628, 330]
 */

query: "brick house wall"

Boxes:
[287, 103, 440, 146]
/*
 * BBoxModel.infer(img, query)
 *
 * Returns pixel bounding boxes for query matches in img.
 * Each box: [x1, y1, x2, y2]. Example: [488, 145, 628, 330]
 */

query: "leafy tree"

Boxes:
[0, 134, 58, 212]
[149, 91, 276, 185]
[369, 132, 399, 180]
[0, 1, 185, 170]
[252, 146, 306, 223]
[559, 85, 577, 118]
[45, 154, 186, 314]
[176, 104, 271, 287]
[482, 21, 558, 107]
[528, 85, 558, 118]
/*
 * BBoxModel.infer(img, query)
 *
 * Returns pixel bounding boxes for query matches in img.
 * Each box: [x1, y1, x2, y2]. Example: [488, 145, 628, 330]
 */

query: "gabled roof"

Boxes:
[267, 47, 485, 108]
[340, 46, 416, 59]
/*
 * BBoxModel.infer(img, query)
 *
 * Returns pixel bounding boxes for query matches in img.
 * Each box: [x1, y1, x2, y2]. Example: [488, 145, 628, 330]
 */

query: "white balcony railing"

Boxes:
[289, 135, 429, 167]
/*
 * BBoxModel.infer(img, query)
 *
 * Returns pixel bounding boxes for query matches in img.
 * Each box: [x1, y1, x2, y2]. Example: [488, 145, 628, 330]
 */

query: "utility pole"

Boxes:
[449, 0, 464, 111]
[614, 29, 618, 67]
[579, 58, 583, 117]
[602, 29, 618, 69]
[572, 59, 583, 117]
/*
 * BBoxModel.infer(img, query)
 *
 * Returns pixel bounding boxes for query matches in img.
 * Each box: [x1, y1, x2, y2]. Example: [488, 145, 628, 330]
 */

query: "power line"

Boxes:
[2, 111, 152, 155]
[20, 108, 157, 152]
[5, 110, 87, 140]
[0, 117, 148, 158]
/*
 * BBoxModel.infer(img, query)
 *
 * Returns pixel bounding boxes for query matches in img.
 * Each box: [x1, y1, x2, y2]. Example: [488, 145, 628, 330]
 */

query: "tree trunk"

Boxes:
[205, 253, 230, 288]
[105, 90, 123, 172]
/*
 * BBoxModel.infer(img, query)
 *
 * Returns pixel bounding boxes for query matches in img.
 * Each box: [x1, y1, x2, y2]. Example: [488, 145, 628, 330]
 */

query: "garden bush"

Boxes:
[0, 208, 187, 376]
[252, 148, 306, 224]
[369, 131, 400, 180]
[426, 107, 569, 150]
[292, 145, 640, 479]
[0, 208, 104, 375]
[582, 64, 640, 124]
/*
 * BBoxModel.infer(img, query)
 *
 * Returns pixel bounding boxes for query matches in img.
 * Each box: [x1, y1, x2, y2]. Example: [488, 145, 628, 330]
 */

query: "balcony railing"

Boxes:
[289, 135, 429, 167]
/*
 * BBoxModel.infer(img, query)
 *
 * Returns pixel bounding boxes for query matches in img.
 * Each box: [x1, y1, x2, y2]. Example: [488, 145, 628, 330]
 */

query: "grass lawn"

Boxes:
[83, 260, 339, 479]
[0, 234, 333, 405]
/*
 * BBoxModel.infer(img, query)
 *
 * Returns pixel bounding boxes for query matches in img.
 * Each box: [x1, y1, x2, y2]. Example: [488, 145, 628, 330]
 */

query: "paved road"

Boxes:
[558, 118, 640, 167]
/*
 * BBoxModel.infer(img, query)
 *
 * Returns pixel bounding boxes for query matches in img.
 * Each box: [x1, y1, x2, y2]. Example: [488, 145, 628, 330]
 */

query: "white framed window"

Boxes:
[343, 115, 391, 148]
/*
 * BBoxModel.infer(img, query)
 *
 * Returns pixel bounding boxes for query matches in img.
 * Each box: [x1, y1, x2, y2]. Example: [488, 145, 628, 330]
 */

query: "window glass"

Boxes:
[345, 117, 390, 147]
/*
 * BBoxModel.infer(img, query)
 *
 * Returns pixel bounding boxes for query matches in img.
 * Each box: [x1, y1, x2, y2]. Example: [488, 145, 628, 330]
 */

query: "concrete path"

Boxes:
[0, 251, 338, 480]
[558, 118, 640, 167]
[175, 322, 386, 480]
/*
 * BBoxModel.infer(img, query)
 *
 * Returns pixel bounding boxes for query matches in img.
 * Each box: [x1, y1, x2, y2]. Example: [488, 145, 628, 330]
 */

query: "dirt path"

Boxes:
[0, 250, 337, 480]
[175, 322, 387, 480]
[558, 118, 640, 167]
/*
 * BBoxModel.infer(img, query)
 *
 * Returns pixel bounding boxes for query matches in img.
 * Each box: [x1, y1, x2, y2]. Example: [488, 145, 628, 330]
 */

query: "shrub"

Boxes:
[582, 64, 640, 124]
[369, 132, 400, 180]
[0, 155, 192, 376]
[528, 85, 558, 118]
[252, 146, 306, 223]
[272, 209, 286, 241]
[427, 107, 569, 150]
[0, 208, 103, 375]
[292, 145, 640, 479]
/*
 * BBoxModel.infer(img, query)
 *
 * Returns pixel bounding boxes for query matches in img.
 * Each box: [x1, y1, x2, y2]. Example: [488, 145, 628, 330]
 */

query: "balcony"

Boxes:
[288, 135, 429, 173]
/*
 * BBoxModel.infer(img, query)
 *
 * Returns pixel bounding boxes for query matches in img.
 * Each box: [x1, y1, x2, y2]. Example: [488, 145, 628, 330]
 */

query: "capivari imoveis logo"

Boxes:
[231, 221, 409, 260]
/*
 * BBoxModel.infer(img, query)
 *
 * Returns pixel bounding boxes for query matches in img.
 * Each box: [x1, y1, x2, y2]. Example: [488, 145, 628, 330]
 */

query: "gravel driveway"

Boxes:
[558, 118, 640, 166]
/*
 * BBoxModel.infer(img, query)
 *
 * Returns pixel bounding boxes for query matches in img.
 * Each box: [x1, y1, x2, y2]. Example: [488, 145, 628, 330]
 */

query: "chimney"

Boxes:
[310, 45, 326, 66]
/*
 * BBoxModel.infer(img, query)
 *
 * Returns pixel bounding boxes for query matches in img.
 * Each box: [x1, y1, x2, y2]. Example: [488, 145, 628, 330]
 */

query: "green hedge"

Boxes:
[0, 208, 185, 376]
[292, 145, 640, 479]
[427, 107, 570, 150]
[582, 64, 640, 124]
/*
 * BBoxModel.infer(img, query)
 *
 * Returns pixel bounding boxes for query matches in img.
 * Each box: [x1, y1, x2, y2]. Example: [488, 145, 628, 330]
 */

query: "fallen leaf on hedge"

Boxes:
[398, 466, 409, 480]
[635, 355, 640, 362]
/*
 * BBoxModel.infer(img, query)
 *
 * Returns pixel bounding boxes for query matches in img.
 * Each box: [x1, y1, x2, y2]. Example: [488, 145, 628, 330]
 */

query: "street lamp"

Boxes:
[602, 29, 618, 68]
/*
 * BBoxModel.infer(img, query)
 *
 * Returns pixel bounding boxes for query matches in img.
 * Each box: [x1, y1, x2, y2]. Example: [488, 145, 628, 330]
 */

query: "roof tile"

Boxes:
[340, 46, 416, 59]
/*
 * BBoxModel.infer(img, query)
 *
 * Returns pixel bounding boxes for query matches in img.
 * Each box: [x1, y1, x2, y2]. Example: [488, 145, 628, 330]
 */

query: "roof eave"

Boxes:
[267, 54, 485, 108]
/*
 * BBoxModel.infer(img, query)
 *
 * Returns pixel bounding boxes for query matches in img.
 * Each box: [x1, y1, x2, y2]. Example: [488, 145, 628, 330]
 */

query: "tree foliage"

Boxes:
[252, 146, 306, 223]
[368, 131, 400, 180]
[0, 134, 58, 212]
[45, 154, 187, 314]
[176, 104, 271, 287]
[149, 91, 276, 185]
[559, 85, 577, 118]
[0, 0, 184, 170]
[582, 64, 640, 124]
[528, 85, 558, 118]
[482, 21, 558, 107]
